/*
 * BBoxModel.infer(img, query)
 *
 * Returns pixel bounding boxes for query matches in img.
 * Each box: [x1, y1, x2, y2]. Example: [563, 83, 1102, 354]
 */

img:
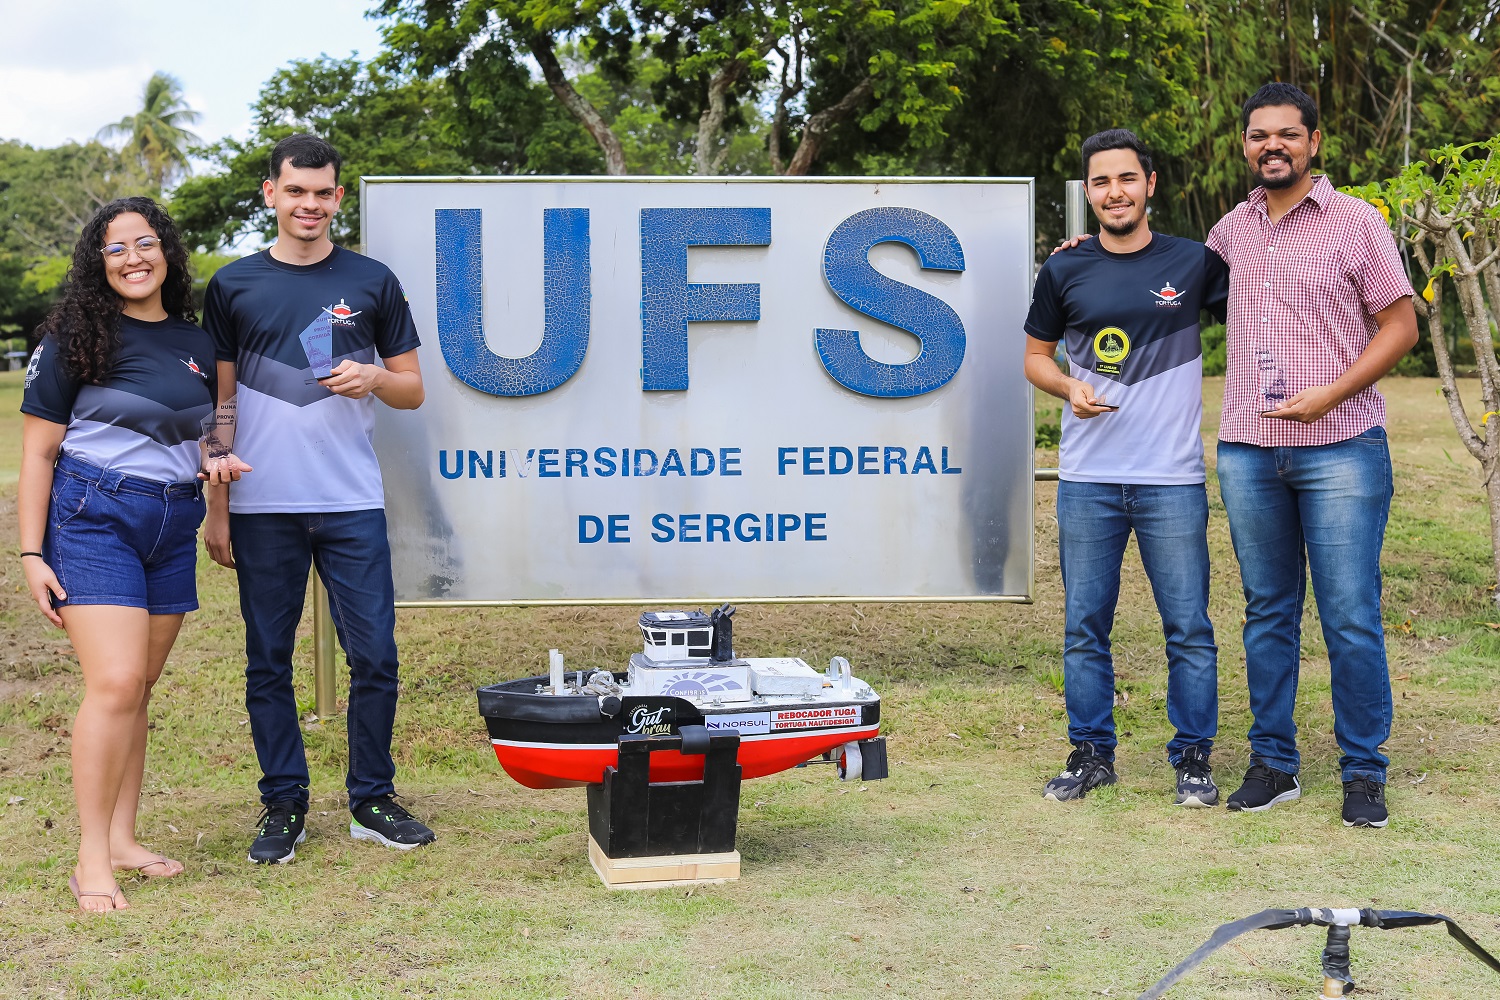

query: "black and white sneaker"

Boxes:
[1341, 778, 1388, 828]
[249, 801, 307, 864]
[1043, 744, 1117, 801]
[350, 795, 436, 850]
[1174, 747, 1219, 807]
[1226, 763, 1301, 812]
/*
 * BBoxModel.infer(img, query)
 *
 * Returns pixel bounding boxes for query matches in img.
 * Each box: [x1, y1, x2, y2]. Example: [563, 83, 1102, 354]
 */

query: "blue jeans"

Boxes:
[46, 454, 205, 614]
[230, 510, 400, 811]
[1216, 427, 1394, 783]
[1056, 481, 1218, 763]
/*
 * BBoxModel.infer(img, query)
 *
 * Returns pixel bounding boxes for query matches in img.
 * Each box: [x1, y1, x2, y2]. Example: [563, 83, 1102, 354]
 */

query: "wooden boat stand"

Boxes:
[586, 727, 742, 889]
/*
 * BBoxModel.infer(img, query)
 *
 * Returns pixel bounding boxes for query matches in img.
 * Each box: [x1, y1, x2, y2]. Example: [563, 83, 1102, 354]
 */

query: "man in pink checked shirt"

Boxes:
[1208, 83, 1417, 828]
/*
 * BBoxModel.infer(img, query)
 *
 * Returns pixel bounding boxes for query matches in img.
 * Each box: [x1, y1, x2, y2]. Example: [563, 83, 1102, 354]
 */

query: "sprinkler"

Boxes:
[1138, 907, 1500, 998]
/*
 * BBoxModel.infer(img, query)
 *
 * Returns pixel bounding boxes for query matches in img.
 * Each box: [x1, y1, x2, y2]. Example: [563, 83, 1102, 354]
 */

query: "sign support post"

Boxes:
[312, 574, 339, 719]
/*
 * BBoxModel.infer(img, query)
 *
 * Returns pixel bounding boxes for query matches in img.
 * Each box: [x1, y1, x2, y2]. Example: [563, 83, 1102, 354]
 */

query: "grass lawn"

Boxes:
[1, 372, 1497, 999]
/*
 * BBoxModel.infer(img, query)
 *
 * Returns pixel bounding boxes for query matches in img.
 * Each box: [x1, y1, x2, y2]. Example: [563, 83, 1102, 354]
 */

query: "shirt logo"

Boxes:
[1150, 281, 1185, 306]
[1092, 327, 1130, 376]
[25, 345, 43, 388]
[323, 298, 363, 326]
[180, 356, 208, 379]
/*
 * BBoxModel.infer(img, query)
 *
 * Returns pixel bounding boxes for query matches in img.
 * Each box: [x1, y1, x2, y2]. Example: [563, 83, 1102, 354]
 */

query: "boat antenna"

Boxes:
[709, 604, 736, 663]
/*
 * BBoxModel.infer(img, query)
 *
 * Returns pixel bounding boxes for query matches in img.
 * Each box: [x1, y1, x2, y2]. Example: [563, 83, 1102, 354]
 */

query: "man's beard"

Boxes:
[1099, 208, 1143, 236]
[1255, 154, 1305, 190]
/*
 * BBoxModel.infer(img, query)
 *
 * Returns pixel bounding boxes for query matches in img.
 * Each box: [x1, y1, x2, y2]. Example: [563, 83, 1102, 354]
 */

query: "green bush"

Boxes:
[1201, 322, 1226, 376]
[1035, 405, 1061, 448]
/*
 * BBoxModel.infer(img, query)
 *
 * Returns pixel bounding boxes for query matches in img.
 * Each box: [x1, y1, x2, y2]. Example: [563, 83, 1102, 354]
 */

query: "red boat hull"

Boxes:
[492, 725, 880, 789]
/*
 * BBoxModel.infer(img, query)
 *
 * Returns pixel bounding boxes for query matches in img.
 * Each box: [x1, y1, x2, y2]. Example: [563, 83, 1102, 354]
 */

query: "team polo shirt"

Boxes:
[21, 317, 217, 483]
[202, 246, 421, 513]
[1025, 234, 1229, 485]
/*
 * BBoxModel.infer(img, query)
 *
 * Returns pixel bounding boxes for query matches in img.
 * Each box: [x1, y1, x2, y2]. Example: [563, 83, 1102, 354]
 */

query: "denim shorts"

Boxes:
[43, 453, 206, 615]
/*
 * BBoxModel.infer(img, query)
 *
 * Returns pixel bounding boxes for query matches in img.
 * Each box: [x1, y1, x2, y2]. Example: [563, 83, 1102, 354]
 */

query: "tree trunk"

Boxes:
[769, 33, 805, 177]
[1418, 199, 1500, 606]
[784, 76, 874, 176]
[1416, 251, 1487, 461]
[530, 35, 627, 176]
[1488, 456, 1500, 610]
[694, 62, 744, 175]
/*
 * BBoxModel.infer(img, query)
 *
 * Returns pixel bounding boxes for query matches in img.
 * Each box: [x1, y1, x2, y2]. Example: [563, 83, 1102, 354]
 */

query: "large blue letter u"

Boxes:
[816, 207, 966, 398]
[434, 207, 590, 396]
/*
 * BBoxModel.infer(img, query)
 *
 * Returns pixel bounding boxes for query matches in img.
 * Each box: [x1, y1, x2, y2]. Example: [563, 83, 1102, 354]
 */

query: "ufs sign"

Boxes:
[363, 179, 1034, 604]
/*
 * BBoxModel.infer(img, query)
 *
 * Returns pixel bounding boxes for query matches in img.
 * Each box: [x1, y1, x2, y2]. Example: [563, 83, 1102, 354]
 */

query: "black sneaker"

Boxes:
[249, 801, 307, 864]
[1043, 744, 1117, 801]
[1342, 778, 1388, 828]
[350, 795, 436, 850]
[1226, 763, 1301, 812]
[1174, 747, 1219, 807]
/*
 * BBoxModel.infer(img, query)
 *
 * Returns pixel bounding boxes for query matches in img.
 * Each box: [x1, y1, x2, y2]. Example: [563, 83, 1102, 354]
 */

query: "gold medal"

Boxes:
[1092, 326, 1130, 376]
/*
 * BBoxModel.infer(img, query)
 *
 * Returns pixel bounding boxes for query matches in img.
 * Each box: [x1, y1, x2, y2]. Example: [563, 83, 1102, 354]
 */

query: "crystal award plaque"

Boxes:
[300, 311, 334, 381]
[1255, 349, 1289, 414]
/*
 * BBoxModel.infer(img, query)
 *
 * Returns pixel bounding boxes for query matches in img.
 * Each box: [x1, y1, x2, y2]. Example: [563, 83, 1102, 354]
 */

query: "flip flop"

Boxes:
[68, 874, 126, 913]
[118, 854, 184, 879]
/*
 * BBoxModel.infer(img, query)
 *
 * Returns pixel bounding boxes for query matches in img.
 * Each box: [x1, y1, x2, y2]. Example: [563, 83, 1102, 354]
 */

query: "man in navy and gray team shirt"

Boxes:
[202, 133, 435, 863]
[1023, 129, 1228, 807]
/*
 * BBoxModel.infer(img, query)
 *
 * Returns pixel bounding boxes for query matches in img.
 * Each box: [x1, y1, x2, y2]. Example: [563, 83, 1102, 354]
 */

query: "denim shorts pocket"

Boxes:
[1356, 425, 1388, 443]
[49, 474, 92, 527]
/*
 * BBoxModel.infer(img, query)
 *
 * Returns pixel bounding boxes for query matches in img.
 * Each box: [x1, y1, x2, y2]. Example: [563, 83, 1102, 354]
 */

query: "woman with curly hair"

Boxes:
[18, 197, 248, 912]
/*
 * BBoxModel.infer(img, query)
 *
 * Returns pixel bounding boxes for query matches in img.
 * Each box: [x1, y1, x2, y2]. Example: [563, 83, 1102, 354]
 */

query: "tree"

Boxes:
[1351, 135, 1500, 607]
[0, 141, 148, 257]
[375, 0, 1014, 176]
[842, 1, 1498, 246]
[1156, 1, 1500, 240]
[0, 140, 152, 334]
[819, 0, 1201, 245]
[170, 56, 532, 250]
[97, 72, 203, 192]
[559, 40, 770, 175]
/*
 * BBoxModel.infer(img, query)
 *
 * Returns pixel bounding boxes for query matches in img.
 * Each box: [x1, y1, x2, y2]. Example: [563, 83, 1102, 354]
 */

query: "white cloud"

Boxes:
[0, 0, 386, 150]
[0, 63, 154, 147]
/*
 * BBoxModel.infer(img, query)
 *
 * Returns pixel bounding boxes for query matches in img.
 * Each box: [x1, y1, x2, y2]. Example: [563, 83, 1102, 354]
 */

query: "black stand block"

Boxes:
[586, 727, 742, 859]
[857, 736, 889, 780]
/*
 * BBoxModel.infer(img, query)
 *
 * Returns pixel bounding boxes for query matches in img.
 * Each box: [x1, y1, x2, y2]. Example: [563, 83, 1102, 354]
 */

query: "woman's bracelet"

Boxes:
[20, 551, 43, 559]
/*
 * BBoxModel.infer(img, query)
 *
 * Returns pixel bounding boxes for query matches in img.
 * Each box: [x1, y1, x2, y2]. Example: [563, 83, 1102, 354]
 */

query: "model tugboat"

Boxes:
[477, 605, 887, 789]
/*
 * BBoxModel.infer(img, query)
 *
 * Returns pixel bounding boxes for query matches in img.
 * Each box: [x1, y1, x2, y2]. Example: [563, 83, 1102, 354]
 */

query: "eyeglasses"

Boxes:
[100, 237, 162, 260]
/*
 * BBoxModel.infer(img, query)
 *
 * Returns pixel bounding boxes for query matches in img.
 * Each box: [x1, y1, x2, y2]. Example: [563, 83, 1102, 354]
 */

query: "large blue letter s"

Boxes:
[435, 207, 590, 396]
[816, 207, 966, 398]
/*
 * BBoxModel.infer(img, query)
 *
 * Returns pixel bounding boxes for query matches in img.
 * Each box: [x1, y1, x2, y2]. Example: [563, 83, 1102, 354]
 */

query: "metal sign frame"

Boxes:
[360, 176, 1036, 608]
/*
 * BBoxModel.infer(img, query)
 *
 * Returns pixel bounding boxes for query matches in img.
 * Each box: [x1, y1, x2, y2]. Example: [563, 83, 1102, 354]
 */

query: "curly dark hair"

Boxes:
[35, 196, 196, 384]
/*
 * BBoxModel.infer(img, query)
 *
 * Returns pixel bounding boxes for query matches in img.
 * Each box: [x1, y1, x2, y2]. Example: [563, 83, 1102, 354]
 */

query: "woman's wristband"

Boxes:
[20, 551, 43, 559]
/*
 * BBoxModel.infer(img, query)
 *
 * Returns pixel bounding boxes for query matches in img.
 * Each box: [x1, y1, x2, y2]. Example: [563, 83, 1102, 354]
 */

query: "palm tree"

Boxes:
[98, 72, 203, 192]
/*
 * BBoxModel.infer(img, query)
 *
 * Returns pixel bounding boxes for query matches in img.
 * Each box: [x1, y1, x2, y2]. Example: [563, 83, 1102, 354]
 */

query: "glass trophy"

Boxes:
[300, 312, 334, 381]
[201, 395, 236, 459]
[1255, 349, 1289, 414]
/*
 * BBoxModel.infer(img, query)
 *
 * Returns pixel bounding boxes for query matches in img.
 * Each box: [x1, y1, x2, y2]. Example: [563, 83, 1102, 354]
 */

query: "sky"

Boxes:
[0, 0, 387, 151]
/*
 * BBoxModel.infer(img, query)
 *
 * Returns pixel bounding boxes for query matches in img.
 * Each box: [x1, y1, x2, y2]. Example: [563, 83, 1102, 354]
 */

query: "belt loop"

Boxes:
[99, 469, 126, 494]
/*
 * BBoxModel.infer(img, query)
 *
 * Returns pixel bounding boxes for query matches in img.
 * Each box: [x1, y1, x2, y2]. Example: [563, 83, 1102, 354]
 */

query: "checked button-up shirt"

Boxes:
[1206, 174, 1413, 447]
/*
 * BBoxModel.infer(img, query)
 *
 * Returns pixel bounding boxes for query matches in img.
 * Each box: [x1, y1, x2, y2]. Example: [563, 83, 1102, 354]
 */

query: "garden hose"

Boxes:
[1137, 907, 1500, 999]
